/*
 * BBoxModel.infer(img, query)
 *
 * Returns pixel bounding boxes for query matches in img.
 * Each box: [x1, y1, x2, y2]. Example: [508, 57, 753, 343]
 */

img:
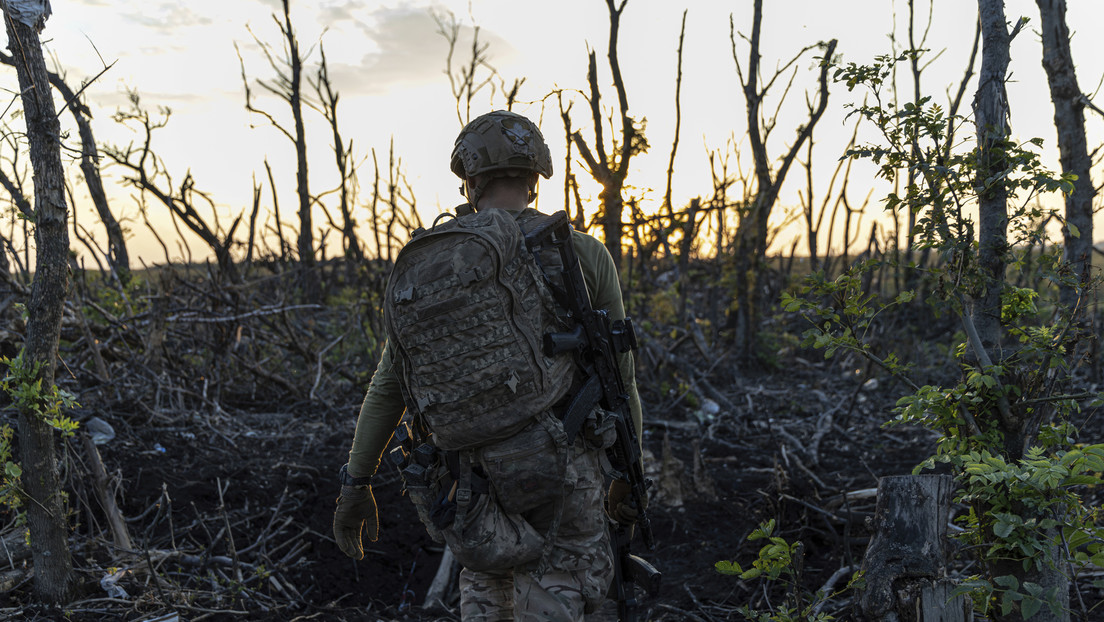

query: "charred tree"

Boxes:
[240, 0, 317, 300]
[434, 9, 493, 126]
[105, 96, 242, 283]
[860, 475, 972, 621]
[2, 1, 76, 603]
[729, 0, 836, 362]
[369, 141, 420, 263]
[1036, 0, 1095, 317]
[572, 0, 646, 270]
[311, 44, 363, 263]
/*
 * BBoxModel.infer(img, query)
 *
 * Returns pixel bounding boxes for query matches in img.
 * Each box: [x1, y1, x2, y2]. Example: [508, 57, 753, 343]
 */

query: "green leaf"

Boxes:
[749, 520, 775, 541]
[714, 560, 741, 575]
[1001, 590, 1016, 616]
[894, 291, 915, 304]
[1021, 595, 1041, 618]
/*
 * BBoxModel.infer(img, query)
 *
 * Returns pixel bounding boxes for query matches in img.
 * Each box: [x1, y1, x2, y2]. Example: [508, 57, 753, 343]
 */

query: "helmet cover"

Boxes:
[450, 111, 553, 180]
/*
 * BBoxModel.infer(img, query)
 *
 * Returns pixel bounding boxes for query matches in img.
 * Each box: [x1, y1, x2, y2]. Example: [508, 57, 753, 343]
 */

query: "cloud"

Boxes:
[317, 1, 361, 26]
[318, 4, 516, 97]
[116, 2, 214, 33]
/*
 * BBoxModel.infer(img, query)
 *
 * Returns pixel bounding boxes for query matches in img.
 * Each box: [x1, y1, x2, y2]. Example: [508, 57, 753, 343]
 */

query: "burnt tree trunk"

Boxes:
[281, 0, 317, 301]
[1036, 0, 1094, 316]
[859, 475, 971, 621]
[571, 0, 638, 271]
[2, 2, 75, 604]
[315, 46, 364, 264]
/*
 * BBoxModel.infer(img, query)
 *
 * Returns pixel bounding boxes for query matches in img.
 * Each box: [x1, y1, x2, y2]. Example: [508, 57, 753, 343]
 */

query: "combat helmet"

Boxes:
[451, 110, 553, 182]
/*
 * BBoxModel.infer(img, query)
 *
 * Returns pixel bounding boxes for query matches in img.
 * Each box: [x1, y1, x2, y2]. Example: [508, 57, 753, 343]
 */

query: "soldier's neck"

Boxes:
[476, 197, 529, 212]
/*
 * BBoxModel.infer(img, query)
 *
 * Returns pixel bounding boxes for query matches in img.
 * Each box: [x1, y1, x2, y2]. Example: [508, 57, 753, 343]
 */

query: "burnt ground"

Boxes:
[0, 264, 1102, 621]
[4, 356, 953, 621]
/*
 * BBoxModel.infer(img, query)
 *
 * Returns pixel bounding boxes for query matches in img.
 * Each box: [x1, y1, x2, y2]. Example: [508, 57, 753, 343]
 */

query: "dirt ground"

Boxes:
[3, 355, 944, 621]
[2, 328, 1102, 621]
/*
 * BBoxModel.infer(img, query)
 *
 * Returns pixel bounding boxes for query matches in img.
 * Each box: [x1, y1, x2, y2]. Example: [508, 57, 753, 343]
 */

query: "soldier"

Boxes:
[333, 110, 644, 621]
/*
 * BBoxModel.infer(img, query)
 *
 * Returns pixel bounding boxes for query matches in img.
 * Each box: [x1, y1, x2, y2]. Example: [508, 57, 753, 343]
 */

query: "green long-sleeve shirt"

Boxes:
[346, 209, 643, 478]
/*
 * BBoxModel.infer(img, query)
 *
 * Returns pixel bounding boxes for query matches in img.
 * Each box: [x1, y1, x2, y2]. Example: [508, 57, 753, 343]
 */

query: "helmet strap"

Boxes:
[464, 177, 491, 210]
[526, 173, 539, 204]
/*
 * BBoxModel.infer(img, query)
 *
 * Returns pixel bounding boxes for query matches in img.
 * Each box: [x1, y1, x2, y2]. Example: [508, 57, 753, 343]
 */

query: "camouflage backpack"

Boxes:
[383, 206, 574, 451]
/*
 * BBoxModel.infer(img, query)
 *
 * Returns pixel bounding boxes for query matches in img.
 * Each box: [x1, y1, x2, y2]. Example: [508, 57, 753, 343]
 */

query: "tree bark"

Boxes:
[2, 2, 75, 604]
[859, 475, 971, 621]
[281, 0, 317, 301]
[1036, 0, 1094, 315]
[972, 0, 1010, 357]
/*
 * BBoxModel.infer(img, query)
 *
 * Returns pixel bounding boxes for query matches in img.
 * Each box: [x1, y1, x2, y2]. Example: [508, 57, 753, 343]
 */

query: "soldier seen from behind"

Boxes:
[332, 110, 652, 621]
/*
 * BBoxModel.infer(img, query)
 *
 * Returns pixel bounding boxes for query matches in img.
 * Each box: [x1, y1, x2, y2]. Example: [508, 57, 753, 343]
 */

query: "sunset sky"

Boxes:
[19, 0, 1104, 263]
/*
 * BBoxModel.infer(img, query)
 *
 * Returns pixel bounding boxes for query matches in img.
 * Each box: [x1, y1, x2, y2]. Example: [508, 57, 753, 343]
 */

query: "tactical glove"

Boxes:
[333, 484, 378, 559]
[606, 479, 645, 525]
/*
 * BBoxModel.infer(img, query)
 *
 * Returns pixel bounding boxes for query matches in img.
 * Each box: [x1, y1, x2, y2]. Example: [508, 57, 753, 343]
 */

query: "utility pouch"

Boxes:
[398, 443, 449, 544]
[440, 467, 545, 571]
[477, 418, 567, 515]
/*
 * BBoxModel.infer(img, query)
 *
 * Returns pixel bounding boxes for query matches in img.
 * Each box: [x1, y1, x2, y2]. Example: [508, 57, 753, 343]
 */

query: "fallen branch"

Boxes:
[167, 304, 323, 324]
[81, 432, 135, 553]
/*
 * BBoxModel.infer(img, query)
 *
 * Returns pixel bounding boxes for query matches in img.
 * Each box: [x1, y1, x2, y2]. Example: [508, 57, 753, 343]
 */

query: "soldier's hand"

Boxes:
[606, 479, 645, 525]
[333, 485, 378, 559]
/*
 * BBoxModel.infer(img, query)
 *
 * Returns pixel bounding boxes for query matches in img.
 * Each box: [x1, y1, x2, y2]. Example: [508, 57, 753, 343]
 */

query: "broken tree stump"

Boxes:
[859, 474, 972, 621]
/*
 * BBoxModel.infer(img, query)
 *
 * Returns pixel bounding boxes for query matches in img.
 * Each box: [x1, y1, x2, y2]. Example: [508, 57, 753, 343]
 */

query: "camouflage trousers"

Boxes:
[458, 444, 612, 621]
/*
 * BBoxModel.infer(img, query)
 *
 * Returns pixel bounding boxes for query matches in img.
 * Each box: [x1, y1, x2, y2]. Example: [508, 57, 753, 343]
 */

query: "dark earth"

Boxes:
[0, 267, 1102, 621]
[5, 357, 941, 621]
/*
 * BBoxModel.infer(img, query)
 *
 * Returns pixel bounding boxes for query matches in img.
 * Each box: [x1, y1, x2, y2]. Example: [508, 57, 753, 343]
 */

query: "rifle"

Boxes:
[525, 210, 661, 621]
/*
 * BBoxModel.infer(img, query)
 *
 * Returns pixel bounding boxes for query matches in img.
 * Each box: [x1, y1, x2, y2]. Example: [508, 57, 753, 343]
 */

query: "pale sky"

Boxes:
[19, 0, 1104, 264]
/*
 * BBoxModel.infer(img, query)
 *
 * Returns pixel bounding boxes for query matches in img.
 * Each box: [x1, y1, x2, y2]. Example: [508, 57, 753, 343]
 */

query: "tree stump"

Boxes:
[859, 474, 972, 621]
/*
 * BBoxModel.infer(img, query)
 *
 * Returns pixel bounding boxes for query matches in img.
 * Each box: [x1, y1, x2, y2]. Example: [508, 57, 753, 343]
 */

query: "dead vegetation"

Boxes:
[0, 256, 1071, 621]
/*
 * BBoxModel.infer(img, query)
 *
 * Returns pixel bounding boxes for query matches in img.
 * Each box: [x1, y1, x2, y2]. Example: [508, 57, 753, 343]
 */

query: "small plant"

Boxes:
[716, 520, 862, 621]
[1, 350, 80, 436]
[0, 349, 80, 517]
[0, 425, 21, 516]
[939, 445, 1104, 618]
